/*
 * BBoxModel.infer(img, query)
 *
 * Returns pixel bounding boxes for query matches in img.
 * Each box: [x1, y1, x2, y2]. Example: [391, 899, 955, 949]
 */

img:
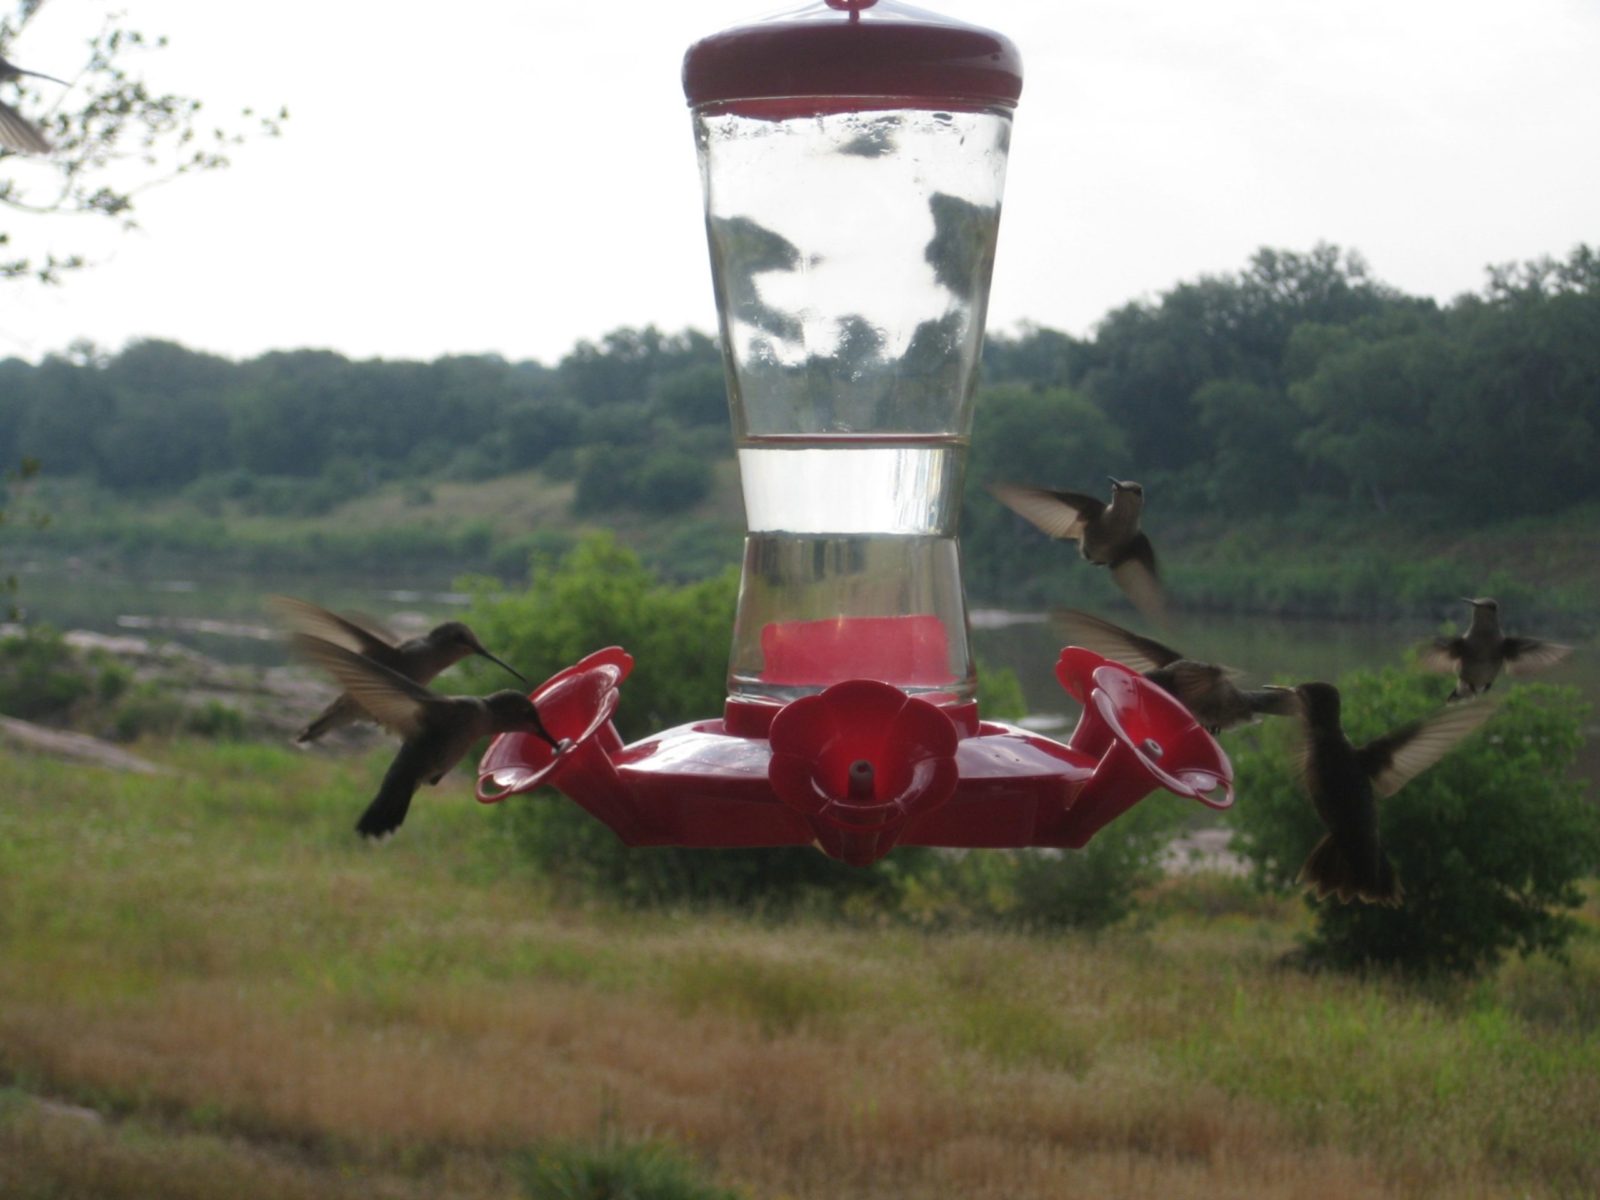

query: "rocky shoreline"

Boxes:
[0, 622, 382, 749]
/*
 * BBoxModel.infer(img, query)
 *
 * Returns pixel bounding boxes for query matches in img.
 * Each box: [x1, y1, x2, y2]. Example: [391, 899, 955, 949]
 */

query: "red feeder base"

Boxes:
[477, 642, 1232, 867]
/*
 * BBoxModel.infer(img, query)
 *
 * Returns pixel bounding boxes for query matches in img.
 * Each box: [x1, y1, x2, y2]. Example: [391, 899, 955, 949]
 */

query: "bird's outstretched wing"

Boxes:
[989, 483, 1104, 541]
[1502, 637, 1572, 675]
[1415, 636, 1465, 675]
[0, 99, 49, 154]
[290, 634, 439, 740]
[1357, 700, 1496, 800]
[268, 595, 399, 661]
[1054, 608, 1181, 674]
[1108, 533, 1166, 627]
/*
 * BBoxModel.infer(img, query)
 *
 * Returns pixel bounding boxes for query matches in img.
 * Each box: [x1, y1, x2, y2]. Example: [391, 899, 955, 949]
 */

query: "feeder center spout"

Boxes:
[847, 759, 875, 800]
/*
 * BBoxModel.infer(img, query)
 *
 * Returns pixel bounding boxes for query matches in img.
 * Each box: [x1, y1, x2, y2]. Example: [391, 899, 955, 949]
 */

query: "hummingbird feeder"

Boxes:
[478, 0, 1233, 865]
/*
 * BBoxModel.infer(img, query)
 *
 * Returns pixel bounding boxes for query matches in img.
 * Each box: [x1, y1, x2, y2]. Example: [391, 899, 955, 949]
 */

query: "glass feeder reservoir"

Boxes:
[476, 0, 1234, 868]
[684, 0, 1021, 710]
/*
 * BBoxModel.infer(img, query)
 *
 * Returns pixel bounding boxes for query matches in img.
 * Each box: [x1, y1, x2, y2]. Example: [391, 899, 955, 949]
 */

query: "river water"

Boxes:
[10, 555, 1598, 779]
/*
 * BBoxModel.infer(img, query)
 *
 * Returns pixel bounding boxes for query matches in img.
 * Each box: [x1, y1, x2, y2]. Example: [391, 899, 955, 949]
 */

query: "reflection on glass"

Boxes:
[693, 104, 1013, 703]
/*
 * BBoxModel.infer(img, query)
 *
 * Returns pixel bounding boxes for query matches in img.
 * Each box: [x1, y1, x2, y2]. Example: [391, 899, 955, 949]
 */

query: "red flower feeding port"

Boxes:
[478, 0, 1233, 865]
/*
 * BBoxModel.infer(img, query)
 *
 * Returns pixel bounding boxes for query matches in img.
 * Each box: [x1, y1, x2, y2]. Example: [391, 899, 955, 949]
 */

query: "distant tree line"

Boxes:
[970, 242, 1600, 520]
[3, 241, 1595, 548]
[0, 327, 728, 517]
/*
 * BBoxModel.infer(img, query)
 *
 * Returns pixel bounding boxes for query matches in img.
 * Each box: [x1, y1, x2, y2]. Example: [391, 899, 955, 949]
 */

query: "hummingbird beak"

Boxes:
[1107, 476, 1122, 490]
[476, 648, 529, 685]
[528, 703, 563, 752]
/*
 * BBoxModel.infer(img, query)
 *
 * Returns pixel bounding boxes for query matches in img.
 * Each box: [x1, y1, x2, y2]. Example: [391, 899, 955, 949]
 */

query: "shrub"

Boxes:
[1009, 795, 1188, 930]
[634, 450, 712, 512]
[0, 625, 91, 720]
[1227, 667, 1598, 975]
[895, 794, 1187, 932]
[185, 700, 246, 740]
[111, 682, 189, 741]
[502, 801, 915, 910]
[572, 445, 712, 516]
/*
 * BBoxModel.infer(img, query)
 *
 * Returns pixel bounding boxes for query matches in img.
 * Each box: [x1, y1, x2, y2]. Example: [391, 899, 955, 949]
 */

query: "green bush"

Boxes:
[110, 682, 189, 741]
[634, 450, 712, 512]
[0, 626, 91, 720]
[894, 795, 1187, 932]
[1010, 795, 1188, 929]
[502, 801, 917, 910]
[1227, 667, 1599, 975]
[185, 699, 246, 740]
[572, 444, 712, 516]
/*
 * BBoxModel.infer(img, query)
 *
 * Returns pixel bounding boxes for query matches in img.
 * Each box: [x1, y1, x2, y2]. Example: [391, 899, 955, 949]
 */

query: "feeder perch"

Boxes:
[478, 0, 1233, 865]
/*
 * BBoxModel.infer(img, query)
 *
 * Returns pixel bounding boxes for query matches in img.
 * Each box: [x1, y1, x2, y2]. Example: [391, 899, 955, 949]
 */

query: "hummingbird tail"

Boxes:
[355, 762, 419, 839]
[296, 697, 359, 743]
[1372, 855, 1404, 907]
[1297, 836, 1404, 907]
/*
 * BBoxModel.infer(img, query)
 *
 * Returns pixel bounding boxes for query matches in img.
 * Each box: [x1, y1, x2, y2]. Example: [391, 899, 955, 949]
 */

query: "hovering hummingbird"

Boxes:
[0, 56, 67, 155]
[267, 595, 527, 743]
[990, 477, 1166, 625]
[290, 633, 564, 838]
[1055, 608, 1298, 734]
[1417, 597, 1572, 701]
[1292, 681, 1494, 906]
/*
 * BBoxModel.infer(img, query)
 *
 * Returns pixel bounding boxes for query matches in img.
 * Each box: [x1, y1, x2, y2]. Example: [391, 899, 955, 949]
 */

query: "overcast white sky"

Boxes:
[3, 0, 1597, 365]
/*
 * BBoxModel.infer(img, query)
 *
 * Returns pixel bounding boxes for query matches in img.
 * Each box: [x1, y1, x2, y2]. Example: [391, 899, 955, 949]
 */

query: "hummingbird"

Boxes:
[290, 633, 564, 838]
[1417, 597, 1572, 701]
[267, 595, 527, 744]
[990, 477, 1166, 625]
[0, 56, 67, 155]
[1055, 608, 1298, 734]
[1292, 681, 1494, 906]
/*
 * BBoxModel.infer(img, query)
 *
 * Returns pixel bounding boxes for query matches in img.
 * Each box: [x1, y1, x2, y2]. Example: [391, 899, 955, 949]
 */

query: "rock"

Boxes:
[0, 715, 172, 774]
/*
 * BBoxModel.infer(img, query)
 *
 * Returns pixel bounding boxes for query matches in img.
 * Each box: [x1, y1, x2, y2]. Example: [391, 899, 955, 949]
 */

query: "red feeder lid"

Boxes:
[683, 0, 1022, 115]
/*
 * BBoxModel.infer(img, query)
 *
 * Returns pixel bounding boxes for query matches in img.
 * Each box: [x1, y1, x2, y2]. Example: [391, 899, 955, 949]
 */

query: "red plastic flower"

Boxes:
[476, 647, 633, 802]
[1056, 647, 1232, 807]
[767, 679, 959, 832]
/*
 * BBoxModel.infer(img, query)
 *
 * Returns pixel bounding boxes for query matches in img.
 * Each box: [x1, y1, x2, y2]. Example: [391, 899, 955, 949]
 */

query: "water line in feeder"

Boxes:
[696, 95, 1011, 709]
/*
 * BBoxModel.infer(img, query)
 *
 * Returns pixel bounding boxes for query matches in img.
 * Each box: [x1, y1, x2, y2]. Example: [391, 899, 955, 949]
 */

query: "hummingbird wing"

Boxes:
[989, 483, 1104, 541]
[1356, 700, 1496, 800]
[340, 608, 403, 647]
[0, 99, 50, 154]
[1501, 637, 1572, 675]
[1052, 608, 1182, 674]
[1415, 636, 1465, 674]
[289, 634, 441, 740]
[1107, 533, 1166, 627]
[268, 595, 401, 662]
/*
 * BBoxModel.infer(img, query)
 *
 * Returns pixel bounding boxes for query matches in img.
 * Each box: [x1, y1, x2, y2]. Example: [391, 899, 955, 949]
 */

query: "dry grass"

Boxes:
[2, 741, 1597, 1198]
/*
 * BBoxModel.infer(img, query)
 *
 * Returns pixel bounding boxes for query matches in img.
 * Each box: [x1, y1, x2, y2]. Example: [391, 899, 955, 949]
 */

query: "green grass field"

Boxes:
[3, 741, 1598, 1198]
